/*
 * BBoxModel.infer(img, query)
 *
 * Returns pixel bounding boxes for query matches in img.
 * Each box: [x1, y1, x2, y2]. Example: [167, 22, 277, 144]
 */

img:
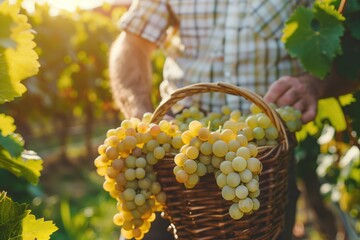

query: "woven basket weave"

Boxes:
[150, 82, 295, 240]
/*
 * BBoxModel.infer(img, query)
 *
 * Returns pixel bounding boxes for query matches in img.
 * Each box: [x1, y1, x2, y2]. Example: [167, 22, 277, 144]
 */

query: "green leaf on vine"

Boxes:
[0, 133, 24, 158]
[0, 149, 42, 185]
[343, 91, 360, 134]
[0, 192, 28, 240]
[282, 2, 345, 78]
[316, 98, 347, 131]
[0, 1, 39, 104]
[22, 213, 58, 240]
[0, 114, 16, 136]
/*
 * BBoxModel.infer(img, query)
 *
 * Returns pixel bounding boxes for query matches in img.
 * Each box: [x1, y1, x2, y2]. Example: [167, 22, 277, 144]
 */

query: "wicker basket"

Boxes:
[150, 82, 296, 240]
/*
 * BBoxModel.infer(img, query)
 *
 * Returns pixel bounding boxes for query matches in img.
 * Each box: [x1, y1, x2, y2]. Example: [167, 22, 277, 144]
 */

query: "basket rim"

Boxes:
[150, 82, 290, 150]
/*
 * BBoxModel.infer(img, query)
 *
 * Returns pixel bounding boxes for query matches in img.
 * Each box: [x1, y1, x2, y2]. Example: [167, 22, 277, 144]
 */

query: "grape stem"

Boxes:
[338, 0, 347, 14]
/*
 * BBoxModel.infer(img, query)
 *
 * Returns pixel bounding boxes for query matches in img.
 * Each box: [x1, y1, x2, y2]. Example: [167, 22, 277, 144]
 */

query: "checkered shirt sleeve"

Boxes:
[119, 0, 171, 45]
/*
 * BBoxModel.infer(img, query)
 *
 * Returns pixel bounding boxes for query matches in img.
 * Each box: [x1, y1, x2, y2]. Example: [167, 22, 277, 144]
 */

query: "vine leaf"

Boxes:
[0, 192, 28, 240]
[316, 98, 347, 131]
[0, 148, 43, 185]
[22, 213, 58, 240]
[0, 1, 39, 104]
[0, 114, 16, 137]
[0, 192, 58, 240]
[281, 2, 345, 79]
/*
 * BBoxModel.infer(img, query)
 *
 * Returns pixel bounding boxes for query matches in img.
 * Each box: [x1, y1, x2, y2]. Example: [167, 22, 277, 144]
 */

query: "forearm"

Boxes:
[317, 70, 360, 99]
[109, 31, 156, 119]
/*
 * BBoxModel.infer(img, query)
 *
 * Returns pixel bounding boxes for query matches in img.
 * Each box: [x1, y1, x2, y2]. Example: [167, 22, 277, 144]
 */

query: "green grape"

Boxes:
[212, 140, 228, 157]
[232, 156, 247, 172]
[236, 134, 248, 147]
[250, 103, 263, 114]
[200, 142, 213, 155]
[186, 146, 200, 159]
[145, 139, 158, 152]
[153, 146, 165, 160]
[246, 178, 259, 192]
[225, 151, 236, 161]
[265, 126, 279, 140]
[125, 168, 136, 181]
[246, 115, 258, 128]
[252, 198, 260, 210]
[198, 127, 211, 141]
[135, 157, 147, 168]
[187, 173, 200, 186]
[196, 162, 207, 177]
[220, 161, 234, 174]
[138, 178, 152, 190]
[106, 146, 118, 160]
[257, 115, 271, 128]
[125, 156, 137, 168]
[222, 185, 236, 201]
[238, 197, 253, 213]
[247, 157, 262, 174]
[175, 169, 189, 183]
[229, 203, 244, 220]
[216, 173, 227, 188]
[239, 169, 253, 183]
[252, 127, 265, 140]
[221, 129, 236, 142]
[199, 155, 211, 165]
[247, 143, 258, 157]
[123, 188, 136, 201]
[150, 182, 161, 195]
[135, 168, 146, 179]
[230, 110, 242, 121]
[226, 172, 241, 188]
[105, 135, 119, 147]
[183, 159, 198, 174]
[171, 136, 184, 149]
[174, 153, 187, 166]
[235, 185, 249, 199]
[228, 139, 240, 152]
[134, 194, 146, 206]
[124, 136, 137, 150]
[236, 146, 251, 160]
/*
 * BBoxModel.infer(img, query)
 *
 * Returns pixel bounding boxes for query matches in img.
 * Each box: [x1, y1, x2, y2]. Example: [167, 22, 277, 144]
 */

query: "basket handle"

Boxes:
[151, 82, 289, 150]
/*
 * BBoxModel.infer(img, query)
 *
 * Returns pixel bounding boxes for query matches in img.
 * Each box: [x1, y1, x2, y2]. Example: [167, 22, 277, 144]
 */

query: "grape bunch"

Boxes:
[171, 103, 302, 219]
[94, 103, 303, 239]
[94, 115, 183, 239]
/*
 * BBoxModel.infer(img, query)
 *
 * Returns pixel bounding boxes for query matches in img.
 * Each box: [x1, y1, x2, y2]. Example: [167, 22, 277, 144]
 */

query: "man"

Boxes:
[109, 0, 359, 239]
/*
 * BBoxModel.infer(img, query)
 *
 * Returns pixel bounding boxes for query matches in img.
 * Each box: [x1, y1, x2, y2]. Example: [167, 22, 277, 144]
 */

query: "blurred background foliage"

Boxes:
[0, 1, 165, 239]
[0, 0, 359, 239]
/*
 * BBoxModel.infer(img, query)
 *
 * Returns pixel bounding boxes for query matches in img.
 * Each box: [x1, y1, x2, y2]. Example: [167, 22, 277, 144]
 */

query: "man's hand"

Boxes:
[264, 74, 322, 123]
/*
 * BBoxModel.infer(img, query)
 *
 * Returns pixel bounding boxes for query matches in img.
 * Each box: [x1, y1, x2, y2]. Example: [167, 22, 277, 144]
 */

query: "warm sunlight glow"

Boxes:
[22, 0, 121, 14]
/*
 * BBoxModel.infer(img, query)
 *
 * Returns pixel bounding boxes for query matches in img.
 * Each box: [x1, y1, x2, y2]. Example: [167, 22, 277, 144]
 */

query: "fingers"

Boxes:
[264, 77, 293, 103]
[302, 105, 317, 123]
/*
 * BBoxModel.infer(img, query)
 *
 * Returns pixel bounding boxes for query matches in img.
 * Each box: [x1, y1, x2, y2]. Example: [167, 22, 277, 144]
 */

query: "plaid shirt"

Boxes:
[119, 0, 310, 113]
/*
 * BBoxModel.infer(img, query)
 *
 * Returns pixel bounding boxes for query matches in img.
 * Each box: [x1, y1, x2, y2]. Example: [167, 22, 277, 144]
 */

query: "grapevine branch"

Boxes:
[338, 0, 347, 14]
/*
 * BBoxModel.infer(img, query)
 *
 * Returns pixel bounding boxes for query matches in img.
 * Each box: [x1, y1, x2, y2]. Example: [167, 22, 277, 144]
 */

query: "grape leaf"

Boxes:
[0, 133, 24, 158]
[0, 114, 16, 137]
[315, 98, 347, 131]
[0, 149, 43, 185]
[22, 213, 58, 240]
[282, 3, 345, 78]
[0, 192, 28, 240]
[0, 1, 39, 104]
